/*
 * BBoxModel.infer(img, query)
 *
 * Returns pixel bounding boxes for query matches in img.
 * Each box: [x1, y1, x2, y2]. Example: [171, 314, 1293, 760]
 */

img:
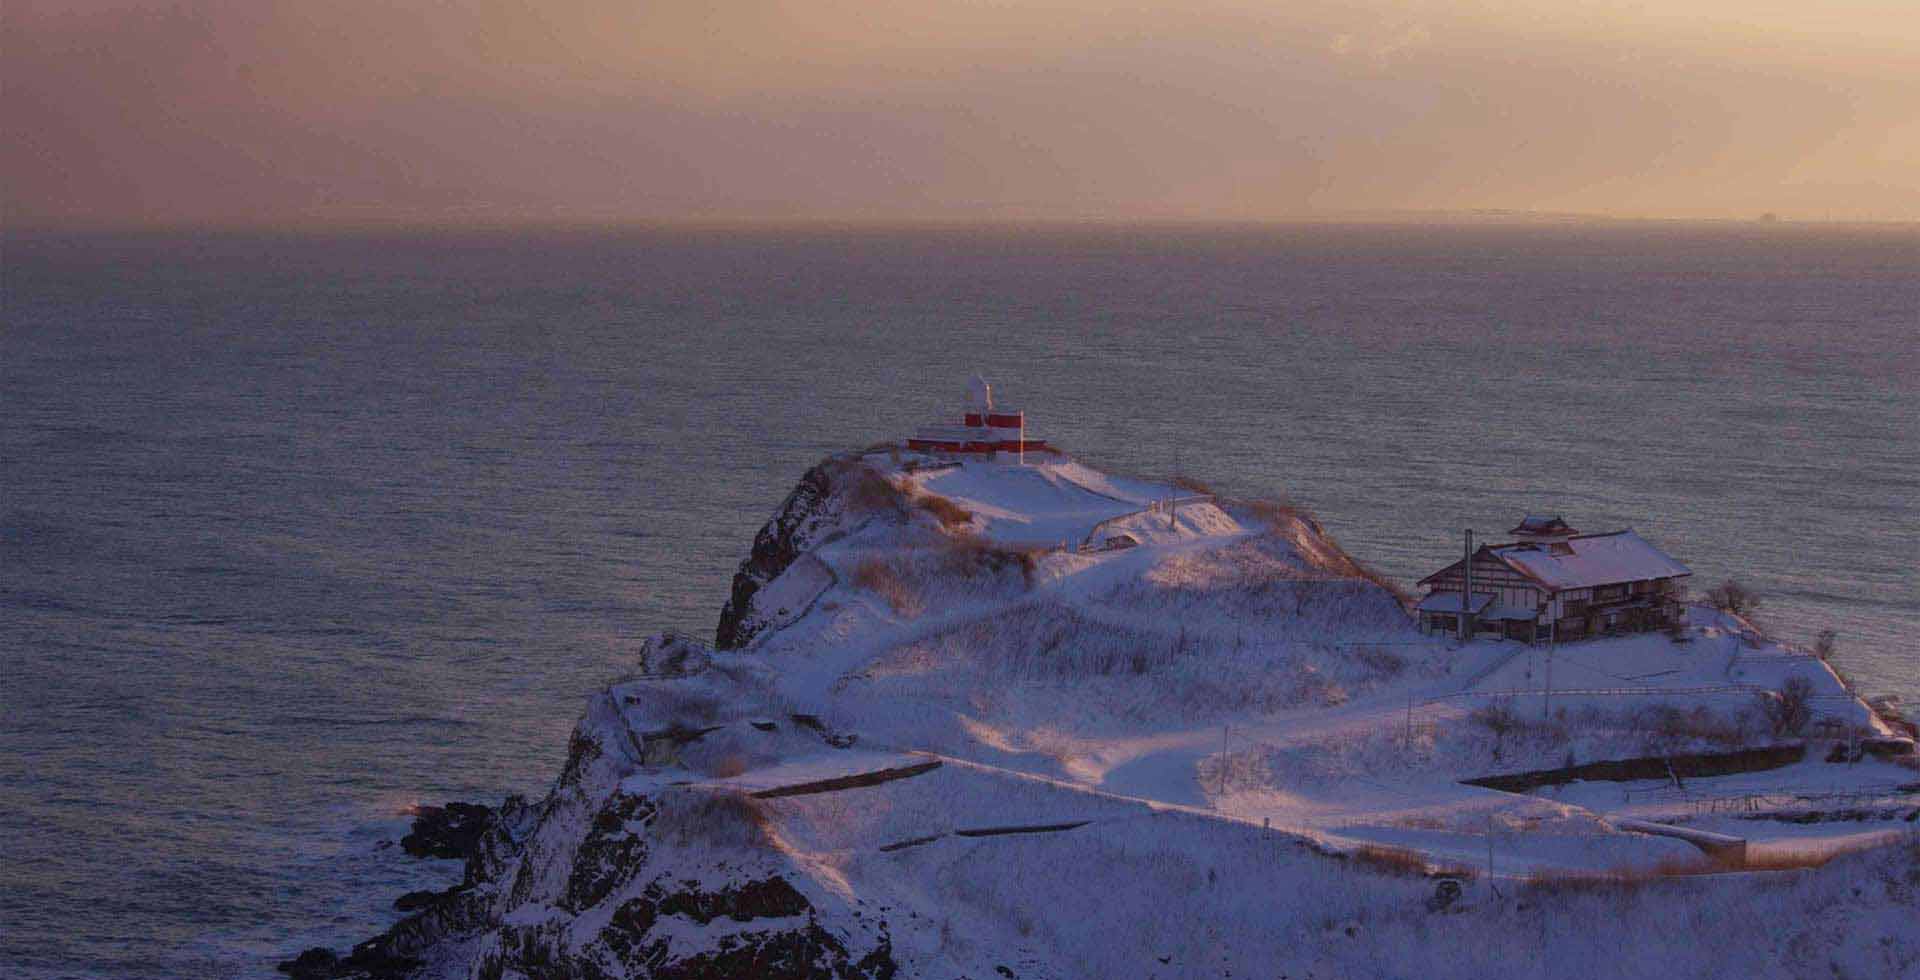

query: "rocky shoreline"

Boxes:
[278, 703, 900, 980]
[279, 802, 514, 980]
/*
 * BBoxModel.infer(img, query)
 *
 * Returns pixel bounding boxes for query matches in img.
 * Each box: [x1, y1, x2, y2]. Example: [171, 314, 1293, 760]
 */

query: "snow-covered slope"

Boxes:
[295, 449, 1919, 980]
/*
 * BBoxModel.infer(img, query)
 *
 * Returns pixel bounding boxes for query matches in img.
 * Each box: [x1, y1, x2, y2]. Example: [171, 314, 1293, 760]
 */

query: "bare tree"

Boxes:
[1708, 579, 1760, 616]
[1813, 629, 1837, 662]
[1756, 677, 1814, 737]
[1471, 698, 1523, 759]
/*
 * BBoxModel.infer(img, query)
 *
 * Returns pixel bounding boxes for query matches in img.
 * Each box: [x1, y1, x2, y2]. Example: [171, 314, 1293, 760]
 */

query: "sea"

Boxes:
[3, 224, 1915, 978]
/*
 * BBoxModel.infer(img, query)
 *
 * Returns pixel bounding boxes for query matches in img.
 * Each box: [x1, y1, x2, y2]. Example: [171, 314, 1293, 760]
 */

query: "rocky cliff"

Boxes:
[716, 461, 840, 651]
[289, 450, 1920, 980]
[284, 682, 898, 980]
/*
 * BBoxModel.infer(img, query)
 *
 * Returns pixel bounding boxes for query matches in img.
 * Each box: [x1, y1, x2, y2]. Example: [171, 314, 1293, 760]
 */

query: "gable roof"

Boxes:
[1418, 529, 1691, 592]
[1491, 530, 1690, 591]
[1510, 514, 1577, 537]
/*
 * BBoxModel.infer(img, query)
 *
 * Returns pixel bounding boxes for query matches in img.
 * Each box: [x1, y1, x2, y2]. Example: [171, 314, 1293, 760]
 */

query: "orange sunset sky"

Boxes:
[5, 0, 1918, 226]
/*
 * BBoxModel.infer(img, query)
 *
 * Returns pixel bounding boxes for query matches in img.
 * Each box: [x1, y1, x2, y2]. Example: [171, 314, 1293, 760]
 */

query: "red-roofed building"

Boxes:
[907, 375, 1052, 460]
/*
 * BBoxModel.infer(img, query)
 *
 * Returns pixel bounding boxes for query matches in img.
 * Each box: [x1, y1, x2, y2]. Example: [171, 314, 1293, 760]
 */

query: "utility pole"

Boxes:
[1170, 447, 1182, 531]
[1486, 814, 1500, 897]
[1460, 529, 1475, 643]
[1543, 618, 1556, 720]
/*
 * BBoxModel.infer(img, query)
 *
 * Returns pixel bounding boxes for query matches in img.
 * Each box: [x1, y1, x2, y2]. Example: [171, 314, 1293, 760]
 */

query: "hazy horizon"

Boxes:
[7, 1, 1919, 227]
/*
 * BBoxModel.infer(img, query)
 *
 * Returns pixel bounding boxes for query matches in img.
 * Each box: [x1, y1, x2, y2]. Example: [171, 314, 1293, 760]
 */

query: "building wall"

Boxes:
[1420, 575, 1690, 643]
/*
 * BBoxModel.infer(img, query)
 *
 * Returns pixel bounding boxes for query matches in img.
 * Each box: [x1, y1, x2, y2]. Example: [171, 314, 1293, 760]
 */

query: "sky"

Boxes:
[5, 0, 1918, 226]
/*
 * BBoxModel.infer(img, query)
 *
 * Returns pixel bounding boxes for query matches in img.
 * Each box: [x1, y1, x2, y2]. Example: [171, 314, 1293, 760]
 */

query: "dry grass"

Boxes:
[1519, 839, 1901, 897]
[1347, 558, 1414, 608]
[1351, 644, 1408, 677]
[1236, 498, 1309, 532]
[1518, 855, 1729, 896]
[936, 532, 1040, 586]
[1346, 844, 1478, 880]
[913, 491, 974, 529]
[1231, 497, 1413, 607]
[651, 789, 775, 851]
[850, 535, 1034, 618]
[852, 557, 923, 617]
[1307, 545, 1413, 607]
[835, 460, 909, 516]
[1348, 844, 1431, 877]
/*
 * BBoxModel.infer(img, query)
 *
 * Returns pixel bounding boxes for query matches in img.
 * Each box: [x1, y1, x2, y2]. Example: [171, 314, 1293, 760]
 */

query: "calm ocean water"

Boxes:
[3, 225, 1916, 977]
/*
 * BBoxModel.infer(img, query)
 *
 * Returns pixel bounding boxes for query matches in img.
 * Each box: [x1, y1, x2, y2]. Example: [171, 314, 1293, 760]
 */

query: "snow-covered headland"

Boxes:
[286, 435, 1919, 979]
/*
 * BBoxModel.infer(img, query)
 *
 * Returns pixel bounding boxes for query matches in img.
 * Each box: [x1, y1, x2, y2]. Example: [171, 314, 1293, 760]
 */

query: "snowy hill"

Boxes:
[290, 448, 1919, 980]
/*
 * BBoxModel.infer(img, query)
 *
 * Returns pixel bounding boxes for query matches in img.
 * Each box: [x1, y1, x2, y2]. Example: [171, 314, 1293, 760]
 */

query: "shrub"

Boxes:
[1172, 475, 1216, 495]
[1471, 698, 1522, 740]
[1708, 579, 1760, 616]
[1756, 676, 1815, 737]
[1626, 702, 1750, 752]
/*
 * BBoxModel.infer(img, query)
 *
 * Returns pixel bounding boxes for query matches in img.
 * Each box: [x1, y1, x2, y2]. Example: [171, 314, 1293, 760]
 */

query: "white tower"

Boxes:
[966, 374, 993, 414]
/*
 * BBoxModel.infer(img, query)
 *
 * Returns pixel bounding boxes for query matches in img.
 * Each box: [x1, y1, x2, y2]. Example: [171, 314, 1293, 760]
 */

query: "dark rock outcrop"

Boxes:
[713, 453, 921, 652]
[717, 462, 836, 650]
[400, 802, 493, 861]
[282, 797, 535, 978]
[574, 877, 895, 980]
[276, 939, 421, 980]
[296, 691, 897, 980]
[639, 631, 714, 677]
[562, 791, 657, 912]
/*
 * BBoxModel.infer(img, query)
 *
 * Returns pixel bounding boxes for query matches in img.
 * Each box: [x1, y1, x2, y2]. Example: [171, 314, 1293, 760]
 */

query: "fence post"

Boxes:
[1485, 814, 1501, 898]
[1219, 725, 1229, 797]
[1405, 694, 1415, 751]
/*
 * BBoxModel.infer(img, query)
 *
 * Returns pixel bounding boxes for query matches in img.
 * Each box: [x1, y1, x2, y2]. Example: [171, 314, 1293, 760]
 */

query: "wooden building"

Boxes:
[1415, 515, 1691, 643]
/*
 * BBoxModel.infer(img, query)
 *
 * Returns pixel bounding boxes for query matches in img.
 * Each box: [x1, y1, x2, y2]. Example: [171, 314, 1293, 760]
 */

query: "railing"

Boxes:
[1078, 494, 1215, 549]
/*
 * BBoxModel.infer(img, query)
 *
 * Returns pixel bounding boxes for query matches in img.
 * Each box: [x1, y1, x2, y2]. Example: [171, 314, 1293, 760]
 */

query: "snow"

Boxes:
[509, 451, 1918, 979]
[1492, 529, 1693, 590]
[904, 457, 1194, 547]
[1417, 591, 1496, 613]
[748, 553, 835, 632]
